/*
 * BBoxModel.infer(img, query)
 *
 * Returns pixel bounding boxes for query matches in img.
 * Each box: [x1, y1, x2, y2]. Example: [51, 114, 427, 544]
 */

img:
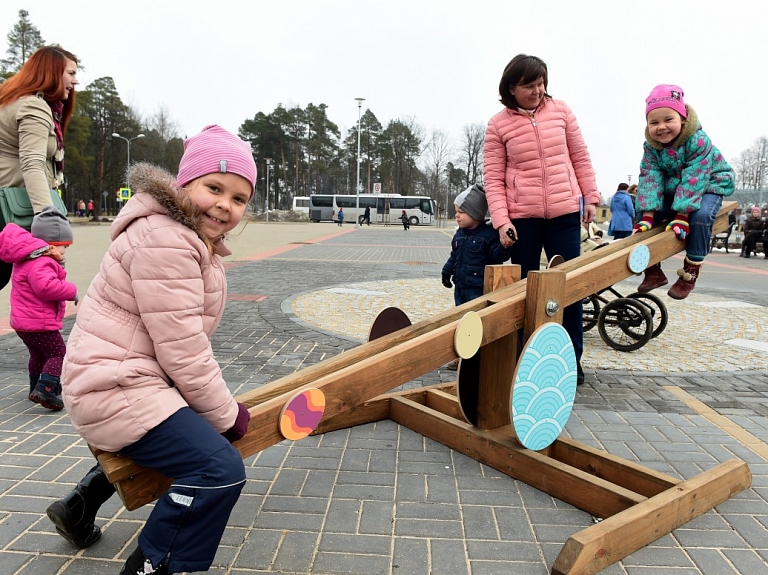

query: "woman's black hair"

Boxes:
[498, 54, 550, 109]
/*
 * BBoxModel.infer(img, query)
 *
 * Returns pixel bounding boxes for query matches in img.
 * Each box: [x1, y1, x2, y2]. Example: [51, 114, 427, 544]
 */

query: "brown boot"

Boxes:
[667, 257, 701, 300]
[637, 263, 668, 293]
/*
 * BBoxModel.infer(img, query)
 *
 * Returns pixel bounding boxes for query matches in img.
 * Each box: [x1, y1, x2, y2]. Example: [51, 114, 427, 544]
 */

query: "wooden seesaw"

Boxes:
[93, 201, 750, 575]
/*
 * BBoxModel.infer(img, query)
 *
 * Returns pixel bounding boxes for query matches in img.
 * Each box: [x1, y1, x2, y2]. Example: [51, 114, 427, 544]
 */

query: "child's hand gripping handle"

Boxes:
[633, 214, 655, 234]
[224, 402, 251, 442]
[666, 213, 690, 240]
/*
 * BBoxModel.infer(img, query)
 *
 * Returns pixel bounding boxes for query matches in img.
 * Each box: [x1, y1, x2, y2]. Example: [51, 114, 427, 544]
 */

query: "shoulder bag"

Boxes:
[0, 187, 68, 230]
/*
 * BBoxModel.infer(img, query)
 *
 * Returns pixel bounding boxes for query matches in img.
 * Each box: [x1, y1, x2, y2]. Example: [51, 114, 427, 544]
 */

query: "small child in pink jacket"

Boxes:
[0, 207, 77, 410]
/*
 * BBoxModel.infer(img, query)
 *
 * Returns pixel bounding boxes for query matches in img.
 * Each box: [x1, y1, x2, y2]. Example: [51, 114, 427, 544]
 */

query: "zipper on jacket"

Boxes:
[529, 113, 548, 218]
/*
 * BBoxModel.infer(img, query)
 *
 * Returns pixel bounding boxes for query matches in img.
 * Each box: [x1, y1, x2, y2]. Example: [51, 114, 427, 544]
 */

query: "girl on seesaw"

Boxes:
[48, 125, 254, 575]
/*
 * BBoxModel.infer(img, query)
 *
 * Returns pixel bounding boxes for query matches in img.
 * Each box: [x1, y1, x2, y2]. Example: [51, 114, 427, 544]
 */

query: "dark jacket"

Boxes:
[442, 221, 512, 288]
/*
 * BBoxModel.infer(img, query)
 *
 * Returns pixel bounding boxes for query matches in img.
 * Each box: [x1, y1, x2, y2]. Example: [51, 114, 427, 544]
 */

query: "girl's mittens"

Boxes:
[633, 214, 655, 233]
[666, 213, 690, 240]
[224, 402, 251, 442]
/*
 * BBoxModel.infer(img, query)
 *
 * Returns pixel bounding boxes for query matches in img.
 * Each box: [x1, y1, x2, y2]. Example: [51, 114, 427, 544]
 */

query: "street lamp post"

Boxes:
[111, 132, 145, 171]
[354, 97, 365, 229]
[759, 157, 766, 212]
[265, 158, 273, 224]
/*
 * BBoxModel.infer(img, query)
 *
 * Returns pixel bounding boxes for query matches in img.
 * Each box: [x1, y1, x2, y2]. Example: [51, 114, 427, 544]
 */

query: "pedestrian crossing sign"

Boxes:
[119, 187, 132, 200]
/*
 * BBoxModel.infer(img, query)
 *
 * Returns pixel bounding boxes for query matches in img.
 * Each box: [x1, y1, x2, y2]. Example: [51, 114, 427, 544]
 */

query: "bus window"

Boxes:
[309, 194, 334, 222]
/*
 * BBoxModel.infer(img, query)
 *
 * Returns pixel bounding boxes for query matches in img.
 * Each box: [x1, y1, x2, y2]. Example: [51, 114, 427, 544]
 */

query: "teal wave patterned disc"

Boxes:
[511, 322, 577, 451]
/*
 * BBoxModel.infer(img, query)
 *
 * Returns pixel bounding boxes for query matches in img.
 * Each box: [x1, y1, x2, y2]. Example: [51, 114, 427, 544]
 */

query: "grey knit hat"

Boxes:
[454, 184, 488, 222]
[31, 206, 73, 246]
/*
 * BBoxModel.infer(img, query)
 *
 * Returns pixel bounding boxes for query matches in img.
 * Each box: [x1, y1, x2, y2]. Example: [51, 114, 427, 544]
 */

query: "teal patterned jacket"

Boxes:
[636, 105, 734, 214]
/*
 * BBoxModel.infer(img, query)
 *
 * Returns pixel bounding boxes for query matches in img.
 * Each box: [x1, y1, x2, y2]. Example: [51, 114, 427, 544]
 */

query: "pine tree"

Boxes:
[1, 9, 45, 79]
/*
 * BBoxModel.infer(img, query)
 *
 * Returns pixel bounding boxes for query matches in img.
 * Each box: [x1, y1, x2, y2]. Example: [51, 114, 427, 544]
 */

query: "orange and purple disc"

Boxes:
[279, 388, 326, 440]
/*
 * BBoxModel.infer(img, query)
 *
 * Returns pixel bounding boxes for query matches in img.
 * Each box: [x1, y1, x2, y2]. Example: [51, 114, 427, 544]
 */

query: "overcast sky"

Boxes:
[2, 0, 766, 199]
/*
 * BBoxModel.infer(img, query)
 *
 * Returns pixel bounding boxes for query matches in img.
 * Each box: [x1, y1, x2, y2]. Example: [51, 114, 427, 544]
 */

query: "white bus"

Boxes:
[291, 196, 310, 214]
[332, 194, 437, 226]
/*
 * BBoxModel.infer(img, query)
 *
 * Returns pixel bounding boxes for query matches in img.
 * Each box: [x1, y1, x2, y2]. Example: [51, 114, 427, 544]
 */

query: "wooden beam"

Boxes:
[551, 459, 752, 575]
[476, 265, 520, 429]
[550, 438, 678, 499]
[389, 397, 646, 518]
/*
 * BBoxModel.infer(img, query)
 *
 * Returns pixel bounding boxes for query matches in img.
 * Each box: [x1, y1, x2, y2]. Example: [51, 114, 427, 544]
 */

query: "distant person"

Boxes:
[441, 184, 512, 369]
[46, 126, 253, 575]
[633, 84, 735, 299]
[483, 53, 600, 385]
[609, 183, 635, 239]
[86, 199, 94, 217]
[740, 207, 765, 258]
[362, 205, 371, 226]
[337, 207, 344, 226]
[0, 45, 79, 290]
[400, 209, 409, 230]
[0, 207, 78, 411]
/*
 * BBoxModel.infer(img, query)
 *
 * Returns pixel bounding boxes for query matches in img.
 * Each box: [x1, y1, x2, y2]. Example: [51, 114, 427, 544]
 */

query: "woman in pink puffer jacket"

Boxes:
[483, 54, 601, 385]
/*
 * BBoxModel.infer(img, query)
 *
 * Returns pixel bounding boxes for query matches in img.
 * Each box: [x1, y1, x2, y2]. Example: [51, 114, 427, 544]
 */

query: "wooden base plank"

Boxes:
[550, 437, 678, 499]
[551, 459, 752, 575]
[389, 397, 645, 518]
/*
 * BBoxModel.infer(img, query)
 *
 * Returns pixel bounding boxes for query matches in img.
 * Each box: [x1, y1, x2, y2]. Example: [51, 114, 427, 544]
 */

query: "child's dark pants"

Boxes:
[120, 407, 246, 573]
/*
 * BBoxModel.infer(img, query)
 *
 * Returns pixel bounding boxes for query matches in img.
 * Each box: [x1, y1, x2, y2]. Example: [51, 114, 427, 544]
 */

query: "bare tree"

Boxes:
[422, 129, 456, 222]
[734, 137, 767, 190]
[459, 123, 485, 186]
[146, 106, 180, 141]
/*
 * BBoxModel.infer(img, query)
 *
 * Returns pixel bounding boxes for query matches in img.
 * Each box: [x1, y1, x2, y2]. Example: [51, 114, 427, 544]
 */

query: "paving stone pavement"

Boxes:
[0, 224, 767, 574]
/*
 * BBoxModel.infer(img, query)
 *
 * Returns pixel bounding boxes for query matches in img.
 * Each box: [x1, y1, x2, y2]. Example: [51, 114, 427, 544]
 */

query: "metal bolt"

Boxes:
[546, 299, 560, 316]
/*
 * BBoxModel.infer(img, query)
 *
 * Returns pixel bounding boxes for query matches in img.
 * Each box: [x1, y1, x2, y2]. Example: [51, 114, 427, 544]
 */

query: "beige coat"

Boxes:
[0, 93, 59, 213]
[61, 164, 239, 452]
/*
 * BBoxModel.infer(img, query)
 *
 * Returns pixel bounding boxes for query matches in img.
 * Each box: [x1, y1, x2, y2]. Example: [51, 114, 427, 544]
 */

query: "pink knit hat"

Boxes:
[177, 125, 257, 196]
[645, 84, 687, 118]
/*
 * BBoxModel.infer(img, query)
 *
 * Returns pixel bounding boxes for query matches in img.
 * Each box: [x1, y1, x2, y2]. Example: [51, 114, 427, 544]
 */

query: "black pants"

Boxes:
[743, 231, 763, 254]
[0, 259, 11, 291]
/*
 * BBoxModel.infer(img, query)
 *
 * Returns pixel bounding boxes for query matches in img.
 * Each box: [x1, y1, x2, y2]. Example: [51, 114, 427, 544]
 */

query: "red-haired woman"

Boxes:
[0, 45, 79, 289]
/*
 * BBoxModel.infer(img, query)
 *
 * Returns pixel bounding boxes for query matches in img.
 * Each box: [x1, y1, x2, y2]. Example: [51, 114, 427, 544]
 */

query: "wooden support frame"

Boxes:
[93, 203, 750, 573]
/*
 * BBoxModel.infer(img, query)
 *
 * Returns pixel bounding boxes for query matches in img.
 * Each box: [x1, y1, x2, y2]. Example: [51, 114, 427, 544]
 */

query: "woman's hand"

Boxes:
[582, 204, 597, 224]
[499, 223, 517, 248]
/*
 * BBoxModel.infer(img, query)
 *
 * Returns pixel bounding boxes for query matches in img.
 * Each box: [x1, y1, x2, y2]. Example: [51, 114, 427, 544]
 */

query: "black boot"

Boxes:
[46, 464, 116, 548]
[120, 545, 169, 575]
[28, 374, 39, 401]
[30, 373, 64, 410]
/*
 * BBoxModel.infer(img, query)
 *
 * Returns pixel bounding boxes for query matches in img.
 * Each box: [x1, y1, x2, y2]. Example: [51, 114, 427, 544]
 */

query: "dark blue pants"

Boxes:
[510, 212, 583, 361]
[120, 407, 246, 573]
[454, 286, 483, 306]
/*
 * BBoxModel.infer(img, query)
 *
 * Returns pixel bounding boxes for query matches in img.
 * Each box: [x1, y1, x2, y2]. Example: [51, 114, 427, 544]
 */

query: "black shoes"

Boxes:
[46, 464, 116, 548]
[30, 373, 64, 410]
[577, 362, 585, 386]
[120, 546, 169, 575]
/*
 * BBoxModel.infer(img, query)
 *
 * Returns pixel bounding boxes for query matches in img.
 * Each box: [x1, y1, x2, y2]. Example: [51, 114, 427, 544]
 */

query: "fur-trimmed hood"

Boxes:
[645, 104, 700, 150]
[115, 162, 231, 256]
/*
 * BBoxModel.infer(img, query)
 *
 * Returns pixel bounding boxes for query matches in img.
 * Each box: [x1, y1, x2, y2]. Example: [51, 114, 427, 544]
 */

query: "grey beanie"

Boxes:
[31, 206, 73, 245]
[454, 183, 488, 222]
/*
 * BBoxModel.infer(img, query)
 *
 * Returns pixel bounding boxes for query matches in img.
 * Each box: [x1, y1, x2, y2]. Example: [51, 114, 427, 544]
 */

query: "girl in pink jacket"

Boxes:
[483, 54, 600, 385]
[0, 207, 77, 410]
[46, 126, 256, 575]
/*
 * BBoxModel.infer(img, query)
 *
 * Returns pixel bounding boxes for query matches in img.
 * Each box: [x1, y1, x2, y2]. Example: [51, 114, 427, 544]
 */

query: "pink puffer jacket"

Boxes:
[483, 97, 600, 229]
[0, 223, 76, 331]
[61, 164, 239, 452]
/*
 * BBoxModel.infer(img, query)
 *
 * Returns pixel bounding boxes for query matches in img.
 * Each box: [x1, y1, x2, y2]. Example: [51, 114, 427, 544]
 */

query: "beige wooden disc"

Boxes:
[453, 311, 483, 359]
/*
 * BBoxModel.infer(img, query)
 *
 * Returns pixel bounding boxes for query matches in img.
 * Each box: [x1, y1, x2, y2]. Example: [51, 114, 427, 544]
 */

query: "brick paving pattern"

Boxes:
[0, 225, 766, 574]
